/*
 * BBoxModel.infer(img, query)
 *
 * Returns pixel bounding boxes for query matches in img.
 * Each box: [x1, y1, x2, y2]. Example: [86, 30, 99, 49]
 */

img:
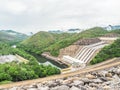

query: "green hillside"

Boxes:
[20, 31, 74, 54]
[0, 30, 28, 45]
[90, 38, 120, 64]
[20, 27, 108, 56]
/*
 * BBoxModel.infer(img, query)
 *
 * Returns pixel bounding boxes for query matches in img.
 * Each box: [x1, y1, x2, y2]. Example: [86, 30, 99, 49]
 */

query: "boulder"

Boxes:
[37, 86, 49, 90]
[72, 80, 84, 86]
[51, 85, 70, 90]
[105, 73, 112, 77]
[89, 83, 99, 88]
[103, 85, 111, 90]
[81, 78, 92, 83]
[98, 70, 108, 77]
[92, 79, 103, 83]
[100, 77, 108, 82]
[116, 69, 120, 75]
[112, 74, 120, 83]
[9, 87, 19, 90]
[70, 86, 80, 90]
[27, 88, 38, 90]
[85, 74, 96, 79]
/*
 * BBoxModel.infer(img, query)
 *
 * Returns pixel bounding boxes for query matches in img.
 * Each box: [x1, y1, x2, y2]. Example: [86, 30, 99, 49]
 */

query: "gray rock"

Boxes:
[87, 87, 96, 90]
[37, 86, 49, 90]
[22, 84, 37, 89]
[103, 85, 111, 90]
[89, 83, 99, 87]
[9, 87, 19, 90]
[92, 79, 103, 83]
[104, 81, 112, 85]
[100, 77, 108, 82]
[79, 86, 87, 90]
[81, 78, 92, 83]
[112, 68, 118, 74]
[46, 81, 58, 87]
[70, 86, 80, 90]
[72, 80, 84, 86]
[113, 74, 120, 83]
[27, 88, 38, 90]
[98, 70, 108, 77]
[85, 74, 96, 79]
[116, 69, 120, 75]
[51, 85, 70, 90]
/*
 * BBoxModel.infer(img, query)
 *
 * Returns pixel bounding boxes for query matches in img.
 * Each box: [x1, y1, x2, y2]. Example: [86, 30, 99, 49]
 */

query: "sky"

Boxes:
[0, 0, 120, 34]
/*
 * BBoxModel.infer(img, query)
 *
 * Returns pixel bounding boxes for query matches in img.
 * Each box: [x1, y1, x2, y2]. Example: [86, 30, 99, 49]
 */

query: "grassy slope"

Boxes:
[21, 27, 108, 56]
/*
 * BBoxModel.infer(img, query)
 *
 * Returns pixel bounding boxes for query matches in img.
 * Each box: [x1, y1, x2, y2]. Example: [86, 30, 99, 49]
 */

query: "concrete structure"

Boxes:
[62, 41, 108, 70]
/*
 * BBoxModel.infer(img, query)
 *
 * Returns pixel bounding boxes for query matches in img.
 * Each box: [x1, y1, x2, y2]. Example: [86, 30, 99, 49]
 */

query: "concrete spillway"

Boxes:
[63, 41, 108, 65]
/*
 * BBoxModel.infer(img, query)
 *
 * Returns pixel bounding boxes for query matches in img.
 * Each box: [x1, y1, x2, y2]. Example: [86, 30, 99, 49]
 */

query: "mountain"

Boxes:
[0, 30, 28, 44]
[20, 27, 108, 56]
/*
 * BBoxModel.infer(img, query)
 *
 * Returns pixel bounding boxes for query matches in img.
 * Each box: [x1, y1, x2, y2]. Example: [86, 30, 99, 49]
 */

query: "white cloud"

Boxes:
[0, 0, 120, 33]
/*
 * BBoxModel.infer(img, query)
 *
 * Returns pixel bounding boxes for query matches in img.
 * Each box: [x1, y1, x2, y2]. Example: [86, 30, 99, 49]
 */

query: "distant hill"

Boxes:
[0, 30, 28, 44]
[20, 27, 108, 56]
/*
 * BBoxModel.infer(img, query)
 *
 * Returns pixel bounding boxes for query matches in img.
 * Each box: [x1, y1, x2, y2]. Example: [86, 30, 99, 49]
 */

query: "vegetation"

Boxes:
[0, 43, 60, 83]
[90, 38, 120, 64]
[0, 43, 37, 62]
[0, 62, 60, 82]
[20, 27, 108, 56]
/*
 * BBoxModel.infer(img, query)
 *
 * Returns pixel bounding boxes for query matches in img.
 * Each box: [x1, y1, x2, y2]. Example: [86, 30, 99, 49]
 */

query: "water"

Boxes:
[32, 54, 68, 69]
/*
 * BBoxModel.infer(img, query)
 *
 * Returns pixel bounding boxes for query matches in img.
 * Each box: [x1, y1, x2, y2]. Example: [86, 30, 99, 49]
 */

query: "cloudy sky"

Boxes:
[0, 0, 120, 33]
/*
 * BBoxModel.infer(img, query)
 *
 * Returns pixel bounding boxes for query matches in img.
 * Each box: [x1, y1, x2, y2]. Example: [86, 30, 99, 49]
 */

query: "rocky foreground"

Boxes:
[3, 65, 120, 90]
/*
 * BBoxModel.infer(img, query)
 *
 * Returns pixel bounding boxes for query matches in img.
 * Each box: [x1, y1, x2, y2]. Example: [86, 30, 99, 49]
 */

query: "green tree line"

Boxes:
[0, 62, 60, 82]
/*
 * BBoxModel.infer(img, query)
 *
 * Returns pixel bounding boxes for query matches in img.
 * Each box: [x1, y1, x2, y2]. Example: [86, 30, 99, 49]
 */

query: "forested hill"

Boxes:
[0, 30, 28, 45]
[20, 31, 74, 54]
[20, 27, 108, 56]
